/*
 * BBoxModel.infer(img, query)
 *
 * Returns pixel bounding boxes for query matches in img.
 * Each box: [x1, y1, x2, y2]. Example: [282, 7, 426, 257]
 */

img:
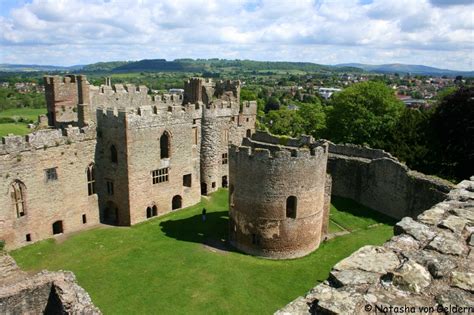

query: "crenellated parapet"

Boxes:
[95, 103, 202, 130]
[0, 125, 96, 155]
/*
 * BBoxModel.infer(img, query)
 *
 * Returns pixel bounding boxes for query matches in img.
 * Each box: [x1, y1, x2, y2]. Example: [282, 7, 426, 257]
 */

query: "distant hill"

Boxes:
[0, 64, 84, 72]
[108, 58, 361, 73]
[2, 60, 472, 77]
[113, 59, 186, 72]
[82, 61, 131, 72]
[336, 63, 474, 77]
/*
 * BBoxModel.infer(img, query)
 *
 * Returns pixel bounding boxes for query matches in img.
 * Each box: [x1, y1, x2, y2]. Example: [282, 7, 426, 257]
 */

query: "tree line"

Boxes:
[244, 81, 473, 182]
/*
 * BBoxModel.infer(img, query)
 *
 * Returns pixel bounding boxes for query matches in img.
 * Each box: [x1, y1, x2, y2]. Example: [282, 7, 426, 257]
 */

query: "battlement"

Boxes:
[93, 83, 149, 95]
[43, 74, 87, 86]
[230, 134, 327, 161]
[0, 125, 96, 155]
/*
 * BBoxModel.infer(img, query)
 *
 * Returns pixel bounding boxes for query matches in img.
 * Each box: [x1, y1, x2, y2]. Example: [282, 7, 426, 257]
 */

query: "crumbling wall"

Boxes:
[276, 177, 474, 314]
[0, 253, 101, 314]
[327, 143, 453, 219]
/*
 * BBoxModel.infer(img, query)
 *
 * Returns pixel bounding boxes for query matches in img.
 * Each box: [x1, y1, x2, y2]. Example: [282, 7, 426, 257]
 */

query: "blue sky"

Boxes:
[0, 0, 473, 70]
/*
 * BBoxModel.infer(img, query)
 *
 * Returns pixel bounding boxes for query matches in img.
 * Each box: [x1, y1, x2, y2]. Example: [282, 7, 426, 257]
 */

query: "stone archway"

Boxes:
[172, 195, 182, 210]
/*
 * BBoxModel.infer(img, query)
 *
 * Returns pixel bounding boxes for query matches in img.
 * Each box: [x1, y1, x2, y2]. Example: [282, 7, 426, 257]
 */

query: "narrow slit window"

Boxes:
[160, 131, 170, 159]
[286, 196, 297, 219]
[110, 145, 118, 163]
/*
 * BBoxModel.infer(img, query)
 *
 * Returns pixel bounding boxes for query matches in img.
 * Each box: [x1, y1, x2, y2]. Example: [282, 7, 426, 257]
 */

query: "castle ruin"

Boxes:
[0, 75, 256, 249]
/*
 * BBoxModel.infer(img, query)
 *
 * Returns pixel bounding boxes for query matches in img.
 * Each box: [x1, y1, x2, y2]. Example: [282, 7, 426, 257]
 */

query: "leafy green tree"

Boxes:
[431, 86, 474, 180]
[264, 96, 281, 112]
[264, 108, 305, 137]
[386, 108, 433, 172]
[325, 81, 404, 148]
[240, 87, 257, 102]
[297, 102, 326, 138]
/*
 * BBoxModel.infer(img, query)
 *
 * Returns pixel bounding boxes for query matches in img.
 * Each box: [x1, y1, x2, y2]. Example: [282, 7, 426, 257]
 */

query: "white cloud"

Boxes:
[0, 0, 472, 70]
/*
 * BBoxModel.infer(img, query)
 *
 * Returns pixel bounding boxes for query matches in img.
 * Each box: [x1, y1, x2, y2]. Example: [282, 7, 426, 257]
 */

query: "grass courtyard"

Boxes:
[11, 190, 396, 314]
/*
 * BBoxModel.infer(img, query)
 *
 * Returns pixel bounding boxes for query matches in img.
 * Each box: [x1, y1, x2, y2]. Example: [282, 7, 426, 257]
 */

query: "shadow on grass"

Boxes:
[159, 210, 238, 253]
[331, 196, 397, 226]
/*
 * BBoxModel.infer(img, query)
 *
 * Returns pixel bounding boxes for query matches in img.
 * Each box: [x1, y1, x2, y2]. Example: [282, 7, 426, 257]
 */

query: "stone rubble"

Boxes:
[276, 177, 474, 315]
[0, 252, 101, 314]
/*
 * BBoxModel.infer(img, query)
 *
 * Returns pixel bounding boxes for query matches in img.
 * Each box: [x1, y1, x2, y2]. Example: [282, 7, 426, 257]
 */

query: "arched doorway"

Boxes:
[52, 220, 63, 235]
[146, 207, 152, 218]
[201, 182, 208, 195]
[152, 205, 158, 216]
[172, 195, 182, 210]
[222, 176, 228, 188]
[102, 201, 119, 225]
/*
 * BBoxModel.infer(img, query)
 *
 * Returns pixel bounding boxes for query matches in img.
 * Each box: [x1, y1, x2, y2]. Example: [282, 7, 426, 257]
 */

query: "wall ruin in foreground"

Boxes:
[0, 253, 100, 314]
[327, 143, 454, 219]
[276, 177, 474, 314]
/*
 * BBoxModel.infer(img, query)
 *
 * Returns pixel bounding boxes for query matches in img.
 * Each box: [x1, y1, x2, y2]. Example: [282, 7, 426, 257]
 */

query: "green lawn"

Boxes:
[11, 190, 394, 314]
[330, 196, 397, 231]
[0, 108, 46, 137]
[0, 108, 46, 122]
[0, 123, 31, 137]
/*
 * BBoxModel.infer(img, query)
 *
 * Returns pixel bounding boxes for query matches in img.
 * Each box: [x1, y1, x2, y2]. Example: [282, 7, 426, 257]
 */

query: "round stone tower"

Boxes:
[228, 133, 330, 259]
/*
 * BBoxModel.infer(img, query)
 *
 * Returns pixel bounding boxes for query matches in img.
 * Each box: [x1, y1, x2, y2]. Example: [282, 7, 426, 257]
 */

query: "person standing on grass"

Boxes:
[202, 208, 207, 222]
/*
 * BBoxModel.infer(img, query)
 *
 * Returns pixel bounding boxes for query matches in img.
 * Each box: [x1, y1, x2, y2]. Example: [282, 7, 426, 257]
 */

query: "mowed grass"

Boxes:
[0, 108, 46, 121]
[0, 108, 46, 137]
[330, 196, 397, 231]
[11, 190, 394, 315]
[0, 123, 31, 137]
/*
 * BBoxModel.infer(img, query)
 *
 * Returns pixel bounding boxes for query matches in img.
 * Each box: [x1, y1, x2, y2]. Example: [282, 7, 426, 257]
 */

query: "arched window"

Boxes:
[246, 129, 252, 137]
[160, 131, 170, 159]
[286, 196, 297, 218]
[86, 164, 96, 195]
[11, 181, 26, 218]
[110, 145, 118, 163]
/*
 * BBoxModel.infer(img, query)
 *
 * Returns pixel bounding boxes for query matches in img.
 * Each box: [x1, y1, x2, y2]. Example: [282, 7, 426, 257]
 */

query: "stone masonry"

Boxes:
[229, 131, 331, 259]
[0, 252, 101, 314]
[0, 75, 257, 249]
[276, 177, 474, 314]
[327, 142, 454, 219]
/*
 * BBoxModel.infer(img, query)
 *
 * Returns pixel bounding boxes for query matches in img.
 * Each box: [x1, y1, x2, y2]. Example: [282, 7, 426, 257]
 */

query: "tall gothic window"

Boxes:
[87, 164, 96, 195]
[11, 181, 26, 218]
[160, 131, 170, 159]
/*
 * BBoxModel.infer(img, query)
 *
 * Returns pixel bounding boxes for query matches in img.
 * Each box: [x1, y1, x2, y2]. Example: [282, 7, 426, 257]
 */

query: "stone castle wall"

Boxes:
[200, 101, 256, 195]
[1, 75, 257, 250]
[276, 177, 474, 314]
[123, 105, 202, 224]
[228, 133, 330, 259]
[0, 127, 100, 250]
[327, 143, 454, 219]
